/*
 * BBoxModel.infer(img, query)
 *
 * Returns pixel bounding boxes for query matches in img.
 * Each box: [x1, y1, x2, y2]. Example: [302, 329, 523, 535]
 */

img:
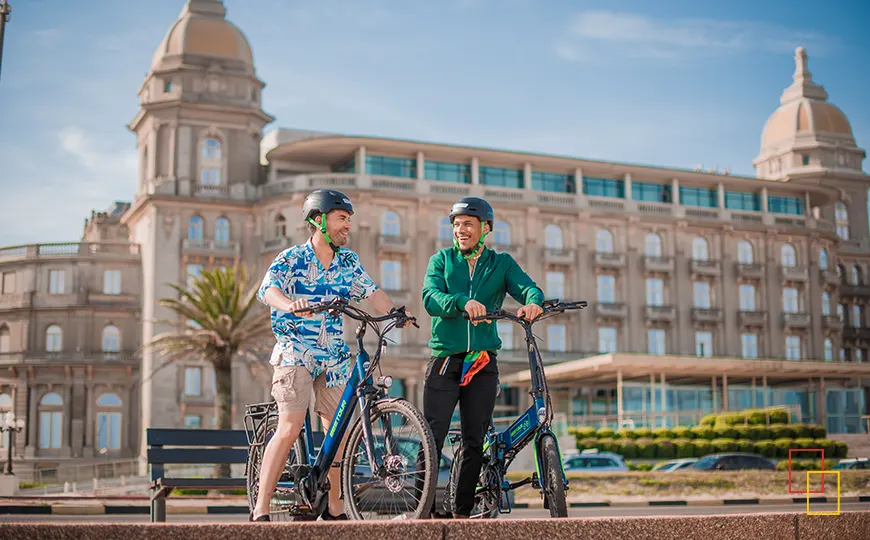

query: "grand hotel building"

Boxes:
[0, 0, 867, 478]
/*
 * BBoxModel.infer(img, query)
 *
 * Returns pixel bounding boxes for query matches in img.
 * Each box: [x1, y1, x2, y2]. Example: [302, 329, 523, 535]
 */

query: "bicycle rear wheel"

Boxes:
[246, 413, 309, 521]
[340, 398, 437, 520]
[447, 444, 499, 519]
[540, 435, 568, 518]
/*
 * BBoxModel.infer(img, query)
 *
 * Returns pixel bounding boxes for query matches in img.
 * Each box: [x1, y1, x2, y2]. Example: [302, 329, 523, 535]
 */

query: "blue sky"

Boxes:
[0, 0, 868, 247]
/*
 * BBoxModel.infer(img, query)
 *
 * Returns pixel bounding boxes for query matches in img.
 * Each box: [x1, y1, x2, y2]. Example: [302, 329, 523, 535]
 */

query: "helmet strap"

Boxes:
[455, 231, 488, 260]
[307, 213, 340, 253]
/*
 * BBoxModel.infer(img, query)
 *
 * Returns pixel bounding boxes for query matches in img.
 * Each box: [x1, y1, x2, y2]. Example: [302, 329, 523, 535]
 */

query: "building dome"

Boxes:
[759, 47, 855, 150]
[150, 0, 253, 72]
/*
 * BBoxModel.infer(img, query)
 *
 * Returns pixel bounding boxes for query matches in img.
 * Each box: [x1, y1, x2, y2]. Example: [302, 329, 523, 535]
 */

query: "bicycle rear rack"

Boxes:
[244, 401, 278, 447]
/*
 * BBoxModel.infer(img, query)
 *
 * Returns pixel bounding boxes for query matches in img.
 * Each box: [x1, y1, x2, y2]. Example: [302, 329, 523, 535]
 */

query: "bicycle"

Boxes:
[244, 297, 439, 521]
[443, 298, 587, 519]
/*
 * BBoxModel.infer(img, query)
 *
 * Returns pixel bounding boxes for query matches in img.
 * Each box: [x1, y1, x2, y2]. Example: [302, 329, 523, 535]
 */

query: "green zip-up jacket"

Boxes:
[422, 246, 545, 358]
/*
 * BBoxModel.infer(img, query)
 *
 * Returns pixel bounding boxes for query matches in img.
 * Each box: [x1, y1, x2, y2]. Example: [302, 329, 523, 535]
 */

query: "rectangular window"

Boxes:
[497, 321, 513, 350]
[739, 285, 756, 311]
[97, 412, 122, 450]
[647, 329, 665, 355]
[479, 166, 523, 188]
[741, 334, 758, 359]
[547, 324, 566, 352]
[424, 161, 470, 184]
[597, 275, 615, 303]
[783, 288, 799, 313]
[646, 278, 664, 306]
[531, 172, 575, 193]
[693, 281, 711, 308]
[724, 191, 761, 211]
[186, 264, 203, 289]
[695, 331, 713, 357]
[546, 271, 565, 300]
[1, 272, 14, 294]
[679, 187, 718, 208]
[185, 367, 202, 396]
[631, 182, 672, 203]
[103, 270, 121, 295]
[598, 327, 617, 353]
[39, 411, 63, 449]
[768, 195, 804, 216]
[183, 415, 201, 429]
[381, 260, 402, 290]
[49, 270, 65, 295]
[366, 155, 416, 178]
[852, 305, 862, 328]
[785, 336, 801, 360]
[583, 177, 624, 199]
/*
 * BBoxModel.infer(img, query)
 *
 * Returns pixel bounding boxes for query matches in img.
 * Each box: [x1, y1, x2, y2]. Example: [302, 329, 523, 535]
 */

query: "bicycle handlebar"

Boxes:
[463, 299, 587, 324]
[291, 297, 420, 328]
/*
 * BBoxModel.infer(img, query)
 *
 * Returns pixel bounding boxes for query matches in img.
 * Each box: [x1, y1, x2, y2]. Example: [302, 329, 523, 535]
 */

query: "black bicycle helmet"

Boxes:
[448, 196, 494, 228]
[302, 189, 354, 252]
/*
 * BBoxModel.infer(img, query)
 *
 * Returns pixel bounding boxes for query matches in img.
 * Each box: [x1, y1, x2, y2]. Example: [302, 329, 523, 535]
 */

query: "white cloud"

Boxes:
[58, 127, 138, 177]
[555, 11, 836, 63]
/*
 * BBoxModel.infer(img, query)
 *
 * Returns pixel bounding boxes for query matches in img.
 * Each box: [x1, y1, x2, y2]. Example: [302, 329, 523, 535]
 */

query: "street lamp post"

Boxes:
[1, 411, 25, 475]
[0, 0, 11, 88]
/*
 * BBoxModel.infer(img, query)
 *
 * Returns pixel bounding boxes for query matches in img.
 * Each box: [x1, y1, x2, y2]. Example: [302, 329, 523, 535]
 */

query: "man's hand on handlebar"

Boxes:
[516, 303, 543, 322]
[464, 299, 489, 326]
[286, 298, 315, 318]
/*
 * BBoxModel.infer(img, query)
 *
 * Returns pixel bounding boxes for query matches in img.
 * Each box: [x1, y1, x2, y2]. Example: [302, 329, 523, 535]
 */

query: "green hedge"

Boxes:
[569, 423, 827, 443]
[700, 408, 791, 426]
[574, 437, 848, 460]
[775, 459, 838, 472]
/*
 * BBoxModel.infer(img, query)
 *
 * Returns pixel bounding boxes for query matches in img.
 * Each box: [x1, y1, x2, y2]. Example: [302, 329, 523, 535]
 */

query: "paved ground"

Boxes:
[1, 503, 868, 523]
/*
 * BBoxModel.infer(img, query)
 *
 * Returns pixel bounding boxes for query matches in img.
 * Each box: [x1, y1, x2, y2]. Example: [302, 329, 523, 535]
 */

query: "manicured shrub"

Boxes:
[596, 427, 616, 439]
[712, 438, 739, 453]
[714, 425, 739, 439]
[693, 439, 713, 457]
[635, 437, 656, 459]
[617, 438, 638, 459]
[652, 428, 674, 439]
[736, 439, 755, 453]
[690, 425, 716, 440]
[700, 414, 717, 426]
[770, 424, 796, 440]
[748, 425, 771, 441]
[832, 441, 849, 459]
[634, 428, 653, 439]
[573, 426, 598, 439]
[671, 426, 693, 440]
[673, 438, 695, 459]
[754, 440, 776, 458]
[616, 428, 637, 440]
[656, 439, 676, 459]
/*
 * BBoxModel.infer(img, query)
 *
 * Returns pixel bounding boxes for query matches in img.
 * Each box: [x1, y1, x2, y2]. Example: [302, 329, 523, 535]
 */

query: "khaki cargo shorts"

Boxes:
[271, 364, 345, 418]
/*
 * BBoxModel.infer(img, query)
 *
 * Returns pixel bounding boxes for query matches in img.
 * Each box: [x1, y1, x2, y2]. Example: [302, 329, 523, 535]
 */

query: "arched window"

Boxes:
[852, 265, 862, 285]
[102, 326, 120, 354]
[822, 292, 831, 316]
[274, 214, 287, 239]
[215, 217, 231, 245]
[188, 216, 204, 241]
[737, 240, 754, 264]
[824, 338, 833, 361]
[199, 138, 223, 187]
[493, 221, 511, 246]
[381, 211, 401, 237]
[0, 325, 9, 354]
[596, 229, 613, 253]
[45, 325, 62, 353]
[819, 248, 828, 270]
[835, 202, 849, 240]
[691, 237, 709, 261]
[544, 225, 563, 250]
[439, 217, 452, 241]
[96, 393, 122, 451]
[644, 233, 662, 257]
[781, 244, 797, 268]
[39, 393, 63, 449]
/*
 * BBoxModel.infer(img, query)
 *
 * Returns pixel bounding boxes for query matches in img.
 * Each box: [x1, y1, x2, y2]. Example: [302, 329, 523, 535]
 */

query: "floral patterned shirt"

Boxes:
[257, 241, 379, 388]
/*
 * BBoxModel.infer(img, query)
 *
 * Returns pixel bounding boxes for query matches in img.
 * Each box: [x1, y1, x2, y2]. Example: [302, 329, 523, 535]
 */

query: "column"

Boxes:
[762, 375, 768, 408]
[84, 383, 94, 455]
[818, 377, 827, 430]
[147, 124, 158, 182]
[660, 373, 667, 427]
[671, 178, 680, 205]
[356, 146, 367, 174]
[649, 374, 656, 427]
[805, 191, 812, 218]
[616, 370, 624, 428]
[62, 385, 72, 457]
[722, 374, 729, 410]
[575, 168, 584, 194]
[717, 182, 725, 209]
[471, 157, 480, 185]
[523, 163, 532, 191]
[711, 376, 718, 410]
[761, 187, 769, 213]
[26, 387, 38, 454]
[624, 173, 633, 201]
[168, 123, 178, 180]
[416, 152, 424, 181]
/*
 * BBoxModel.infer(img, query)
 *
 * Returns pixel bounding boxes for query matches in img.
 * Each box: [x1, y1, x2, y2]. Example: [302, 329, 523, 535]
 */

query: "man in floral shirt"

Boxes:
[250, 189, 411, 521]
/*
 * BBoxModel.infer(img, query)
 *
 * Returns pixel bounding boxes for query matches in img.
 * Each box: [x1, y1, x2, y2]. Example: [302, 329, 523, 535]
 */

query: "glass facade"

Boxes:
[479, 166, 523, 188]
[768, 195, 804, 215]
[679, 187, 718, 208]
[366, 155, 416, 178]
[532, 171, 575, 193]
[424, 160, 470, 184]
[333, 157, 355, 173]
[583, 177, 625, 198]
[724, 191, 761, 211]
[632, 182, 672, 203]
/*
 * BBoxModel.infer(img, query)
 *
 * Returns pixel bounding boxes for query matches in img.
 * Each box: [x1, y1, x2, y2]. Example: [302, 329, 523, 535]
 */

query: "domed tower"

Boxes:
[754, 47, 865, 180]
[125, 0, 273, 467]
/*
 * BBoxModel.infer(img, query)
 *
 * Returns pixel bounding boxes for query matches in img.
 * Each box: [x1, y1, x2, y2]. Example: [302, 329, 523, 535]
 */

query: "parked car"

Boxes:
[651, 458, 698, 472]
[690, 453, 775, 471]
[833, 458, 870, 470]
[563, 449, 629, 472]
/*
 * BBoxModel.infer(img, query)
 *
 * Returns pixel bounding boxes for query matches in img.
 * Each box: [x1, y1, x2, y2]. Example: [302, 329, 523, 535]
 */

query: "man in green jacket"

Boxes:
[421, 196, 544, 518]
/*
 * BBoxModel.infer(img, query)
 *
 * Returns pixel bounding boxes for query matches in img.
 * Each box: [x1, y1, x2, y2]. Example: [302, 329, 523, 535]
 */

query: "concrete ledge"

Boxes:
[0, 513, 868, 540]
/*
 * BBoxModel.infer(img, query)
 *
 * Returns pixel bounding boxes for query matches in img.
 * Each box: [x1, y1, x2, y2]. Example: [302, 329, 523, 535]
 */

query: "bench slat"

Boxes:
[147, 428, 248, 447]
[147, 448, 249, 465]
[153, 478, 247, 489]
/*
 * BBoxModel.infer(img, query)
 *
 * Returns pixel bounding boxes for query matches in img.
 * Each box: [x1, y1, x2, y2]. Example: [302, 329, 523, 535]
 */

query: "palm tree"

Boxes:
[142, 264, 273, 477]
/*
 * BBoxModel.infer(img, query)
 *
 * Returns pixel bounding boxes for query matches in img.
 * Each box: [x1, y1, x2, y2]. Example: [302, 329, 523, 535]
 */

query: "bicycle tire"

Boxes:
[340, 398, 438, 520]
[246, 413, 309, 521]
[447, 444, 499, 519]
[540, 435, 568, 518]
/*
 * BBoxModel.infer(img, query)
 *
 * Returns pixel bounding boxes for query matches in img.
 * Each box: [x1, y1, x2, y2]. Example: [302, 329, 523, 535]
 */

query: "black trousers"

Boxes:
[423, 351, 499, 516]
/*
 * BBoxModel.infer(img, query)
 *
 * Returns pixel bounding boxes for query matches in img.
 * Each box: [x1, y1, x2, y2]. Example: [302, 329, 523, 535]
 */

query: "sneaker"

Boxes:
[249, 512, 271, 522]
[320, 508, 349, 521]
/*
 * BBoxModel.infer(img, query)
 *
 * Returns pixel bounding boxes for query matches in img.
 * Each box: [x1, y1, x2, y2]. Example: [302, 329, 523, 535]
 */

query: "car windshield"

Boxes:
[693, 456, 720, 470]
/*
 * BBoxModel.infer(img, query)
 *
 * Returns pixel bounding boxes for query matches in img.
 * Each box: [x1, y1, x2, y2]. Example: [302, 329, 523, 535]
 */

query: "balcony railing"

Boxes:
[182, 239, 241, 255]
[692, 308, 723, 324]
[643, 256, 673, 273]
[781, 266, 809, 282]
[544, 248, 575, 265]
[645, 305, 675, 322]
[0, 243, 140, 262]
[377, 235, 412, 253]
[736, 263, 765, 279]
[739, 310, 768, 327]
[595, 302, 627, 319]
[782, 312, 811, 327]
[823, 315, 844, 330]
[0, 351, 140, 366]
[595, 252, 626, 268]
[690, 260, 720, 277]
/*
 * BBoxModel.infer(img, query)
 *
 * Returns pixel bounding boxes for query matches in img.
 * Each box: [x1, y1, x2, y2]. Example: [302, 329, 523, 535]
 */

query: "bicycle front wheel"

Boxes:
[341, 398, 438, 520]
[540, 435, 568, 518]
